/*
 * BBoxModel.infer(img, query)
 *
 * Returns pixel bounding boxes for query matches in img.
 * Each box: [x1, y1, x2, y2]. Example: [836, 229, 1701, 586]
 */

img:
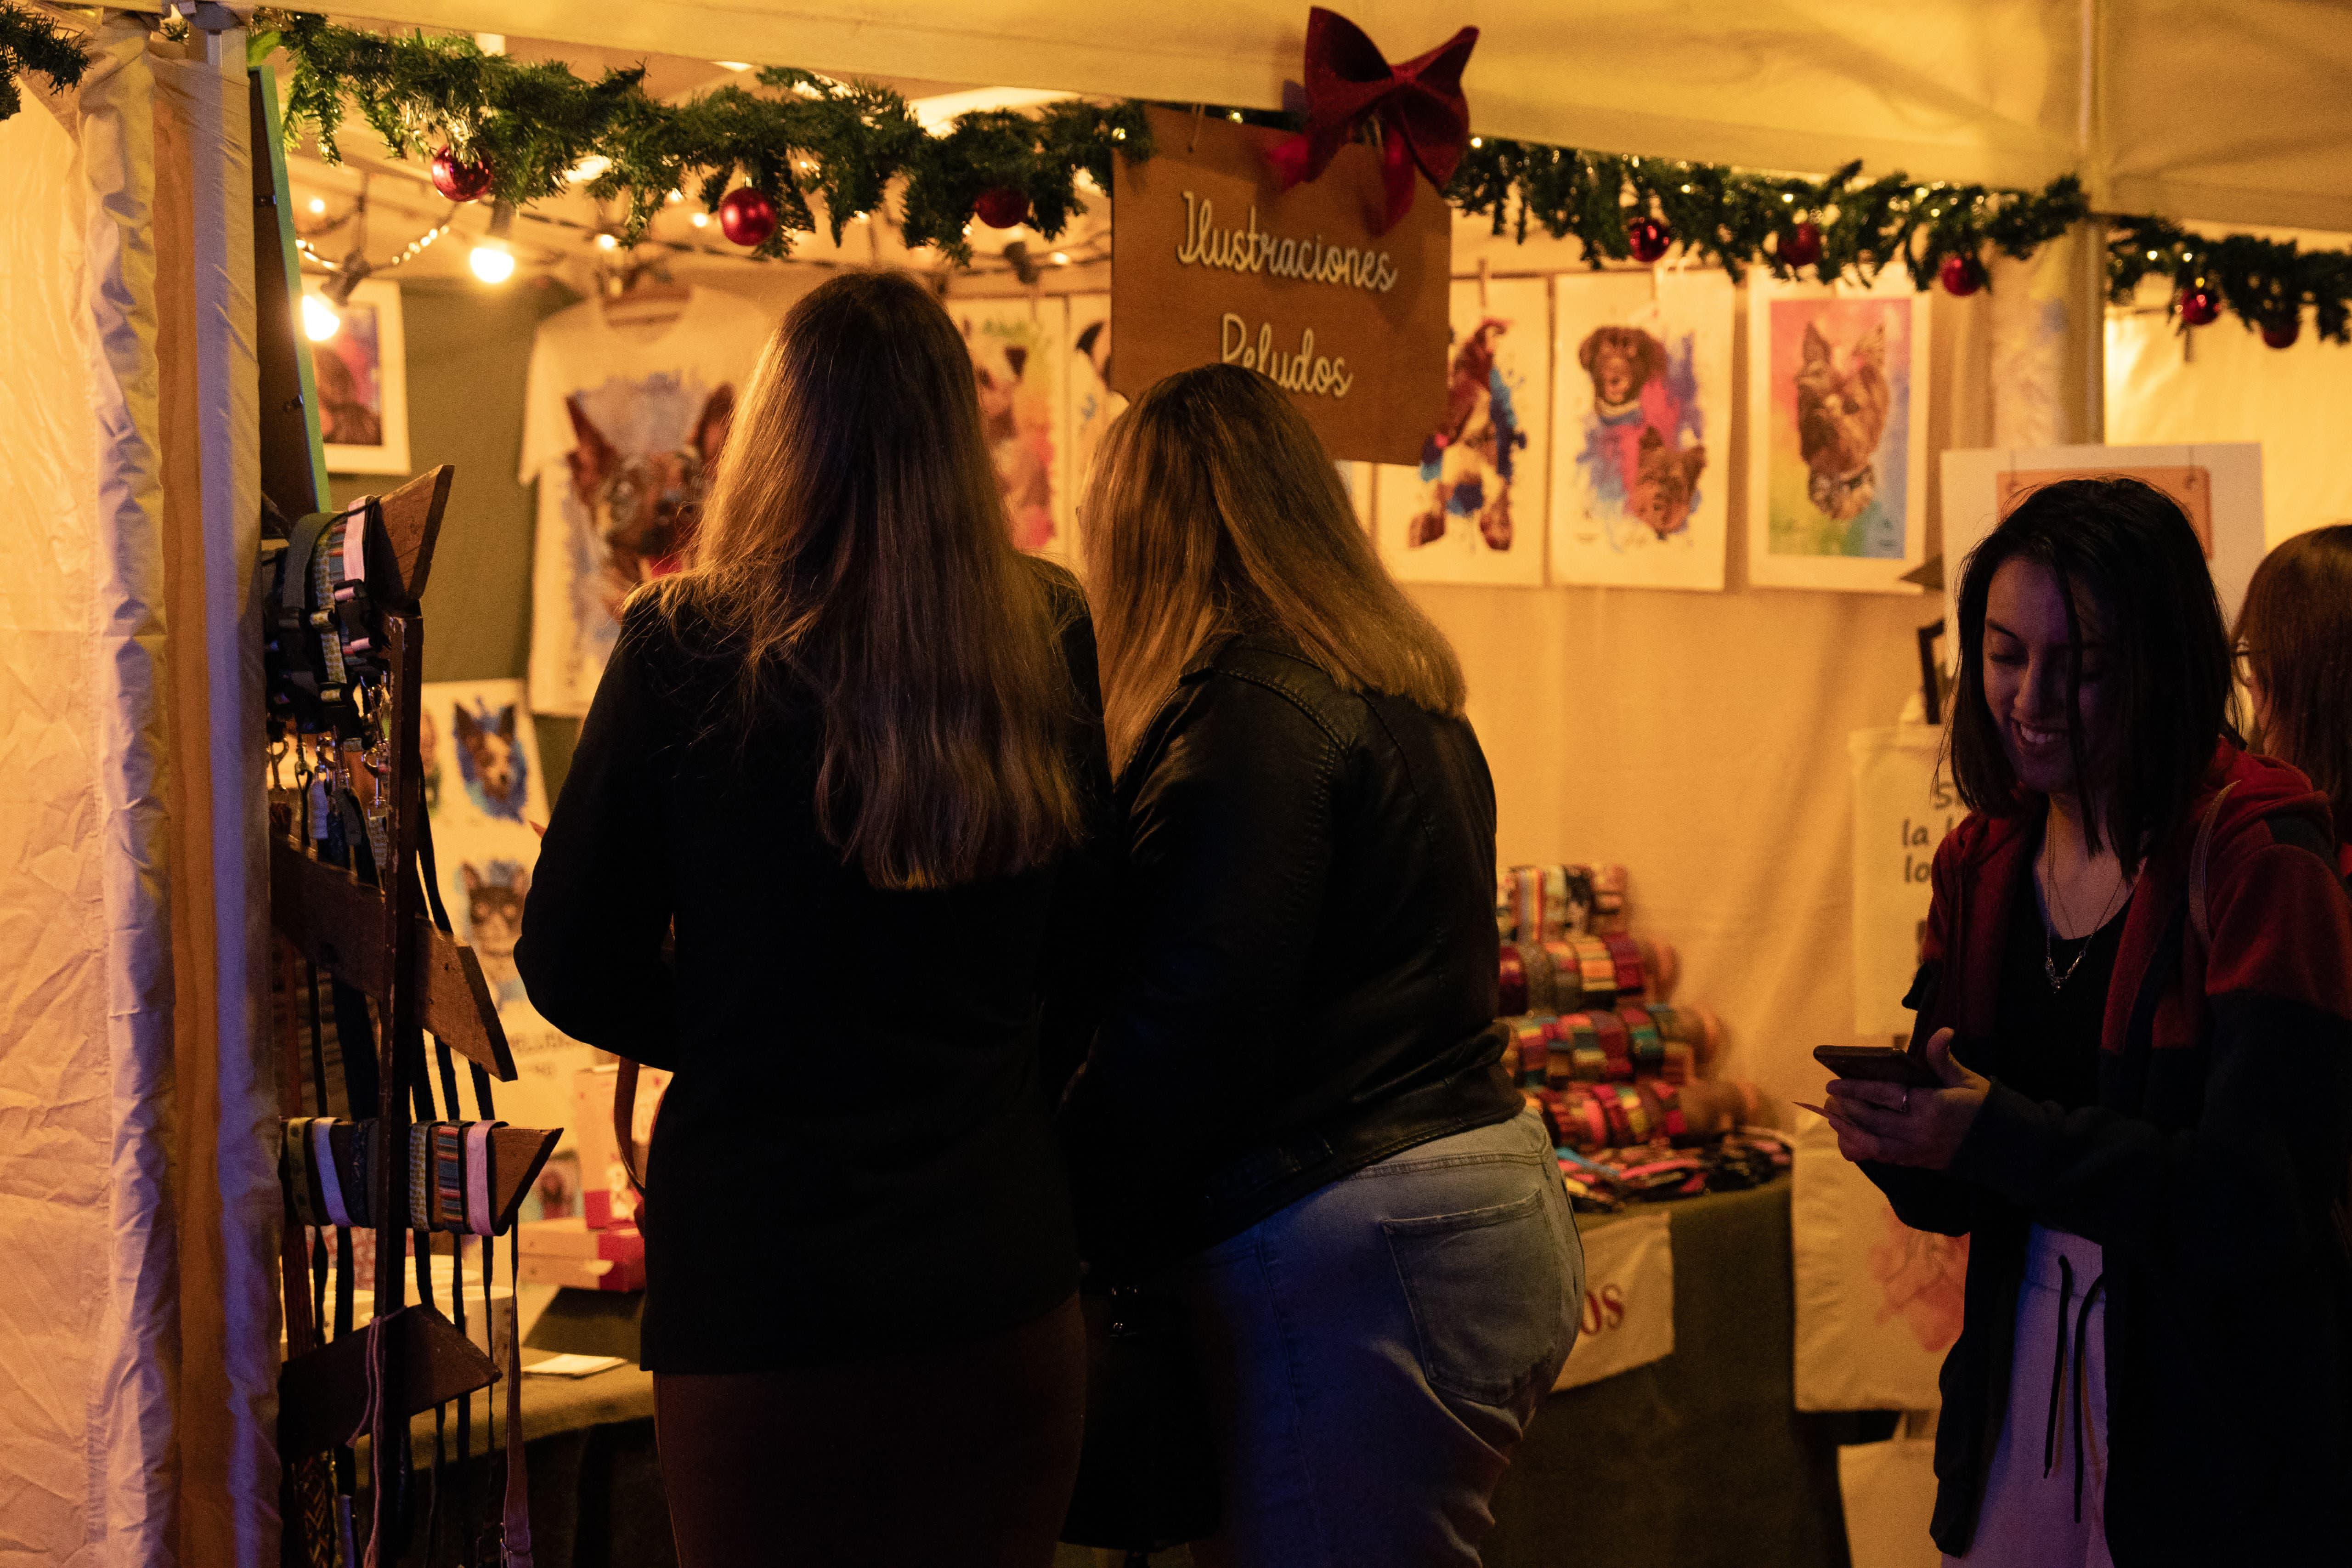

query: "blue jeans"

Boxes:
[1175, 1111, 1583, 1567]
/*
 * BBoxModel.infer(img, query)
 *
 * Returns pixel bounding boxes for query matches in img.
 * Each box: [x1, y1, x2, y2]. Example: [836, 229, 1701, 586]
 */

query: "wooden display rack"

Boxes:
[250, 67, 559, 1562]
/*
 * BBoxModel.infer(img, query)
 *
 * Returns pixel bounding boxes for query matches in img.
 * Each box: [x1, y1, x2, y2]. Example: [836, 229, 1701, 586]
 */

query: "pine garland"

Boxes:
[1445, 144, 2087, 289]
[8, 5, 2352, 345]
[0, 0, 86, 121]
[2108, 215, 2352, 343]
[260, 11, 1147, 262]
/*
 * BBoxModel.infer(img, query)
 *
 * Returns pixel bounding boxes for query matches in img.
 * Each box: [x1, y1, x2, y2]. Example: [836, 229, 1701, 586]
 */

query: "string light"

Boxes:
[470, 200, 517, 284]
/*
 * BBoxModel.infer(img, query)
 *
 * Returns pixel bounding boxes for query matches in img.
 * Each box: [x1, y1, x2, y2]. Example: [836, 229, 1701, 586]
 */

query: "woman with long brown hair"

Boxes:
[517, 270, 1107, 1568]
[1063, 364, 1583, 1567]
[2237, 522, 2352, 878]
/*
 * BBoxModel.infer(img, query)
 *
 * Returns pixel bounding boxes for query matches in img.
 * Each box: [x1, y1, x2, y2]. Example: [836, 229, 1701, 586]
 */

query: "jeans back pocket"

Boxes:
[1381, 1185, 1568, 1407]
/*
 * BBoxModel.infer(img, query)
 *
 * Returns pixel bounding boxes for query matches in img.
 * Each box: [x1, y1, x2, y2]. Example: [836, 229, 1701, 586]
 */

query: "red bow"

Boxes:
[1264, 8, 1478, 234]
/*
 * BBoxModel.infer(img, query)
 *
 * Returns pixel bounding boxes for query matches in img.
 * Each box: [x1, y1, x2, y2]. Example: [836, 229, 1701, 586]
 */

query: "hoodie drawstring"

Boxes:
[2038, 1253, 2106, 1524]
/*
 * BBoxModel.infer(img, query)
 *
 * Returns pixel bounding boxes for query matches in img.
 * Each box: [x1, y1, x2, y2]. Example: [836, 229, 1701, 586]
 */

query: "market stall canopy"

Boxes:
[305, 0, 2352, 231]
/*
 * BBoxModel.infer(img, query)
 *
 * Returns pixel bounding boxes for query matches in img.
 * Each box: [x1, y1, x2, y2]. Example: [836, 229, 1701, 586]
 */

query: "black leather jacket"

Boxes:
[1062, 635, 1521, 1265]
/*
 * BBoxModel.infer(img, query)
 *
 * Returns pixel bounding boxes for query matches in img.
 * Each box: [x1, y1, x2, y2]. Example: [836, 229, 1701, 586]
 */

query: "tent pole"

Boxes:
[2077, 0, 2106, 442]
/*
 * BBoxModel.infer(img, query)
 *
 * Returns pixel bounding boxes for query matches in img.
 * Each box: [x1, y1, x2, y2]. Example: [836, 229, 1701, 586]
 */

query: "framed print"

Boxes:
[1374, 276, 1550, 586]
[1549, 269, 1735, 591]
[1939, 442, 2263, 632]
[303, 275, 411, 475]
[1745, 281, 1929, 593]
[952, 294, 1071, 561]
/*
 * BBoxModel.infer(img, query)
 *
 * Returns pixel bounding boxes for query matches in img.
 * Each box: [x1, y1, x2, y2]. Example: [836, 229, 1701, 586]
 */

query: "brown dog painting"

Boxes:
[1629, 428, 1708, 540]
[1793, 319, 1889, 523]
[1408, 318, 1526, 552]
[1577, 326, 1667, 421]
[565, 383, 735, 617]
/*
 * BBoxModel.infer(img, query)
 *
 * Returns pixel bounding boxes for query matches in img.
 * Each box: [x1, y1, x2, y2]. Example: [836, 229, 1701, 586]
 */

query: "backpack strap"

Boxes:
[2188, 780, 2239, 954]
[613, 1059, 647, 1197]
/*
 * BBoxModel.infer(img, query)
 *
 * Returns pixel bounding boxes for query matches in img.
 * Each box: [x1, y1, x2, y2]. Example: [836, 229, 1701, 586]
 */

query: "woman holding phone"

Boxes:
[1818, 479, 2352, 1563]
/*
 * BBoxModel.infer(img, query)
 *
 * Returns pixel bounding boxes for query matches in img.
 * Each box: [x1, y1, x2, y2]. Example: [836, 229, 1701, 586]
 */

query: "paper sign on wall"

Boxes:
[421, 678, 592, 1149]
[1849, 726, 1955, 1037]
[1553, 1207, 1674, 1391]
[1110, 104, 1449, 463]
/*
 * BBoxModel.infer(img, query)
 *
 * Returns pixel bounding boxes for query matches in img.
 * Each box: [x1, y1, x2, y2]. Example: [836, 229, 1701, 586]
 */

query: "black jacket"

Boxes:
[1061, 636, 1522, 1266]
[515, 559, 1109, 1370]
[1866, 745, 2352, 1562]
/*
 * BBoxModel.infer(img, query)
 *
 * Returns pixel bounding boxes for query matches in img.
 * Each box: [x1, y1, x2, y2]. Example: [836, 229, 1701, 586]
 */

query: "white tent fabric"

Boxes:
[308, 0, 2352, 229]
[0, 18, 272, 1567]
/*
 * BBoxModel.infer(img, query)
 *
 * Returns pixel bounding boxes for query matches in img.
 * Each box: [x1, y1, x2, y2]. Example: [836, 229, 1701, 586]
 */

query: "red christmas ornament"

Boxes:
[1939, 253, 1986, 296]
[974, 185, 1030, 229]
[1780, 220, 1824, 270]
[717, 187, 779, 248]
[2176, 284, 2222, 327]
[2262, 315, 2302, 350]
[1626, 216, 1671, 264]
[429, 146, 493, 203]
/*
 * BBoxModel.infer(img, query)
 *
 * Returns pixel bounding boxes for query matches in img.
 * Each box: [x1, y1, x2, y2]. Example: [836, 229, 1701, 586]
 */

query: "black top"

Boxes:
[515, 560, 1111, 1372]
[1981, 866, 2129, 1112]
[1060, 636, 1523, 1267]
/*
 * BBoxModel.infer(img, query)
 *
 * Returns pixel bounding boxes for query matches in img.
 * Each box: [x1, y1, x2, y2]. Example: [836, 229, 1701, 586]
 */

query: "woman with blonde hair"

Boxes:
[518, 270, 1108, 1568]
[1063, 364, 1583, 1567]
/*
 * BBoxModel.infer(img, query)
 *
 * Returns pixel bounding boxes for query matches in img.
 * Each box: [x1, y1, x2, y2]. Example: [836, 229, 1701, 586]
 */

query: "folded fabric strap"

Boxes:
[465, 1122, 499, 1237]
[313, 1118, 351, 1229]
[408, 1123, 434, 1231]
[1603, 932, 1646, 997]
[284, 1119, 321, 1227]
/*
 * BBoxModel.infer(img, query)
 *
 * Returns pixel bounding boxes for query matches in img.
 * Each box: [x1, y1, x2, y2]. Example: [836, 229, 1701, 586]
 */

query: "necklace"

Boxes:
[2040, 837, 2131, 991]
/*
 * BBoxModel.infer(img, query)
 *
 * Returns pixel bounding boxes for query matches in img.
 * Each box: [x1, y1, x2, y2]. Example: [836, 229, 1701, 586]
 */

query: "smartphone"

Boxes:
[1812, 1043, 1941, 1088]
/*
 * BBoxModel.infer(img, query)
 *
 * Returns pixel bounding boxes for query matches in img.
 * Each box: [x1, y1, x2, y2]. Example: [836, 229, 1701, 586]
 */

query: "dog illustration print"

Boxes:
[1408, 318, 1526, 552]
[965, 322, 1057, 550]
[1629, 428, 1708, 540]
[461, 860, 531, 1008]
[1793, 320, 1888, 523]
[565, 381, 736, 617]
[452, 700, 529, 823]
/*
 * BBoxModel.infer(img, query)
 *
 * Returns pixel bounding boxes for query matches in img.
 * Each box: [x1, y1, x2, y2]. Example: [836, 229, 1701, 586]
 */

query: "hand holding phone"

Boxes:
[1811, 1043, 1942, 1089]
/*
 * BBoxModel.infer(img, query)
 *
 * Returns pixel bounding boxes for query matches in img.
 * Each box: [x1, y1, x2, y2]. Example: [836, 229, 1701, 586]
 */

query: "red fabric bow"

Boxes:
[1264, 7, 1479, 234]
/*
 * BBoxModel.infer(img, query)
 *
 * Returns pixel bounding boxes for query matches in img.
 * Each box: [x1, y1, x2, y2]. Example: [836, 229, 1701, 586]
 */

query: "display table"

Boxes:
[410, 1175, 1877, 1568]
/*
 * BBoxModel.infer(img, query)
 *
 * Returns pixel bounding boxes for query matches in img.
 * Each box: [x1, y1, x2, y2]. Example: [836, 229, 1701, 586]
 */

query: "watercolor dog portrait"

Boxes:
[1746, 287, 1929, 593]
[1376, 277, 1549, 587]
[953, 299, 1069, 559]
[1549, 271, 1734, 590]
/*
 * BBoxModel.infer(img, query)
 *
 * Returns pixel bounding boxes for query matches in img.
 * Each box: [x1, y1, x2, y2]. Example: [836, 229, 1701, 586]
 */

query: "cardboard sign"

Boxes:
[1849, 725, 1956, 1037]
[1554, 1207, 1674, 1391]
[1111, 104, 1449, 463]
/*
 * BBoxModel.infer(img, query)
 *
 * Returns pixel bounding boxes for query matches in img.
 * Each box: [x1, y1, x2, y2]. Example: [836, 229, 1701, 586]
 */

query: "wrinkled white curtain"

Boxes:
[0, 16, 271, 1568]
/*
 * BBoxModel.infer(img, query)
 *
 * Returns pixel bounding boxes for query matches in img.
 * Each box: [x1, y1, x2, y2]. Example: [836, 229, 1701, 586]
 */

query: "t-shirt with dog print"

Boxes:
[520, 286, 772, 717]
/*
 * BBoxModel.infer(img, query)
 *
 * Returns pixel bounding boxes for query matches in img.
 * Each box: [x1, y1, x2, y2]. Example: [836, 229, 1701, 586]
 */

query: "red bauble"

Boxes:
[1626, 216, 1671, 264]
[1939, 253, 1986, 296]
[717, 187, 779, 248]
[429, 146, 493, 203]
[2176, 284, 2222, 327]
[1780, 220, 1824, 270]
[974, 185, 1030, 229]
[2262, 314, 2302, 350]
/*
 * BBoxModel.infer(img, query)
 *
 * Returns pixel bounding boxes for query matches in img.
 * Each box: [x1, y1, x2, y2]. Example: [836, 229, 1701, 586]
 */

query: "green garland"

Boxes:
[261, 11, 1147, 262]
[6, 5, 2352, 344]
[1445, 145, 2086, 290]
[0, 1, 86, 121]
[2108, 216, 2352, 344]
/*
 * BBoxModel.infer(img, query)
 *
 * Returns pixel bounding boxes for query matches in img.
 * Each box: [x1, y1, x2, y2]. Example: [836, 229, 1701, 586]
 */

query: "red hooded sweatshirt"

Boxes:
[1867, 742, 2352, 1562]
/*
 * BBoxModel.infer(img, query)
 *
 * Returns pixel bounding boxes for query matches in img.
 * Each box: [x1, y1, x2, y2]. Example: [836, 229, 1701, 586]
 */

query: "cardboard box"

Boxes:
[571, 1063, 668, 1229]
[518, 1216, 645, 1267]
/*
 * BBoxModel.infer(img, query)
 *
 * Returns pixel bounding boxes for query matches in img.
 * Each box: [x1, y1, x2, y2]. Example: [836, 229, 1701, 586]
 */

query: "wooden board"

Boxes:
[278, 1304, 499, 1457]
[368, 464, 453, 608]
[270, 839, 516, 1080]
[1111, 104, 1449, 464]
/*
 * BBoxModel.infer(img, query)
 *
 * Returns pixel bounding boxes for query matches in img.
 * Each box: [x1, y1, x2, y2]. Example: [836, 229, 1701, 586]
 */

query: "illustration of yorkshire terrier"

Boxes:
[565, 384, 736, 616]
[1408, 319, 1525, 552]
[1794, 319, 1889, 522]
[1628, 427, 1708, 540]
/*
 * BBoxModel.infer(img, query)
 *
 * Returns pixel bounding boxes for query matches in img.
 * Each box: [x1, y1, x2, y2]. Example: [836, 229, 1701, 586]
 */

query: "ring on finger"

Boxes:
[1899, 1087, 1911, 1113]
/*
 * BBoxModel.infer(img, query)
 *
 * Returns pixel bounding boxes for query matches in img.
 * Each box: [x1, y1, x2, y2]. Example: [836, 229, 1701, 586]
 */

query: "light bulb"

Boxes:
[307, 197, 326, 215]
[469, 243, 516, 284]
[301, 294, 342, 342]
[690, 210, 709, 228]
[595, 232, 619, 251]
[1050, 251, 1069, 266]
